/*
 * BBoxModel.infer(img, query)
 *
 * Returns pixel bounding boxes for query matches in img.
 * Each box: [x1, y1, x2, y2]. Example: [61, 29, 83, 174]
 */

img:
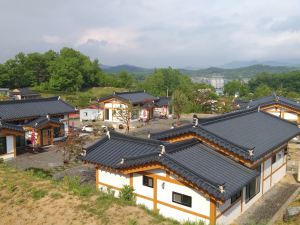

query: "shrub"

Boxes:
[0, 158, 4, 164]
[119, 185, 135, 202]
[62, 176, 94, 197]
[31, 189, 47, 200]
[25, 168, 52, 179]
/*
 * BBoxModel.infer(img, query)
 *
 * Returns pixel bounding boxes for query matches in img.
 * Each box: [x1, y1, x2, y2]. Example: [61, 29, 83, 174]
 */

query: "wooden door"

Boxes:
[42, 129, 52, 146]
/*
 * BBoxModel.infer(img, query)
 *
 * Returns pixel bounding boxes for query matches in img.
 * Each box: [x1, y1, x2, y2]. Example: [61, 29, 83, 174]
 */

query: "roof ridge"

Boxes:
[110, 132, 165, 147]
[165, 139, 200, 153]
[0, 96, 59, 105]
[200, 107, 258, 125]
[115, 90, 145, 95]
[150, 124, 193, 138]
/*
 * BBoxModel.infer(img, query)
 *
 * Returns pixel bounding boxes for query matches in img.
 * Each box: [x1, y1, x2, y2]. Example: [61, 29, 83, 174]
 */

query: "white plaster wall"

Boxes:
[157, 179, 210, 221]
[217, 199, 241, 225]
[63, 114, 69, 135]
[80, 109, 99, 121]
[149, 169, 166, 177]
[133, 173, 153, 199]
[263, 177, 271, 193]
[264, 158, 271, 178]
[157, 203, 209, 224]
[0, 153, 14, 161]
[272, 164, 286, 185]
[0, 136, 14, 161]
[284, 112, 298, 121]
[6, 136, 14, 154]
[136, 197, 153, 210]
[98, 169, 129, 189]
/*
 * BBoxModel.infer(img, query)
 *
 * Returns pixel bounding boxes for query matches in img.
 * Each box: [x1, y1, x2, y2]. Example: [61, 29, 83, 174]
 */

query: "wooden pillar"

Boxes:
[297, 114, 300, 125]
[51, 128, 54, 145]
[153, 177, 157, 210]
[13, 136, 16, 158]
[130, 173, 133, 188]
[96, 167, 99, 190]
[210, 199, 216, 225]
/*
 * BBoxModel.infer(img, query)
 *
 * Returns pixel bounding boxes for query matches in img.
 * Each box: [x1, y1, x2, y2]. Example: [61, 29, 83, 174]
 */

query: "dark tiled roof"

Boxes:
[25, 116, 61, 129]
[12, 87, 41, 97]
[82, 132, 259, 201]
[244, 95, 300, 110]
[0, 121, 24, 132]
[98, 90, 157, 104]
[155, 97, 171, 107]
[151, 108, 300, 161]
[0, 97, 75, 121]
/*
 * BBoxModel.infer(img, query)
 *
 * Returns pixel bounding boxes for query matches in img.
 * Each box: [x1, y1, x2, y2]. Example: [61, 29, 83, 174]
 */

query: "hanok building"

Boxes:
[83, 107, 300, 224]
[98, 91, 171, 124]
[0, 97, 75, 160]
[237, 95, 300, 125]
[81, 107, 300, 224]
[10, 87, 41, 100]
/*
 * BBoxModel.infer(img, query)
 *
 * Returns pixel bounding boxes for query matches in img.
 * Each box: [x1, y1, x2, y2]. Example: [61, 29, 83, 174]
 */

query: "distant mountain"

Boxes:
[102, 64, 300, 80]
[102, 64, 153, 75]
[221, 60, 300, 69]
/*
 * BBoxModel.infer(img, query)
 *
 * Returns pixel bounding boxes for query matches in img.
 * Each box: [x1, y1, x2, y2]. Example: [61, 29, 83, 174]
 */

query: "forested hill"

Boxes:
[103, 64, 299, 79]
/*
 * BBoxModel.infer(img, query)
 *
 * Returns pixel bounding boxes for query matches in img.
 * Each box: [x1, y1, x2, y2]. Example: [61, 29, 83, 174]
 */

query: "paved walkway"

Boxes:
[234, 175, 300, 225]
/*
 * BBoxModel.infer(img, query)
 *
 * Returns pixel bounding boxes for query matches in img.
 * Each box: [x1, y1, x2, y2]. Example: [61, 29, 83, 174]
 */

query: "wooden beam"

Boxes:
[153, 177, 157, 210]
[210, 199, 216, 225]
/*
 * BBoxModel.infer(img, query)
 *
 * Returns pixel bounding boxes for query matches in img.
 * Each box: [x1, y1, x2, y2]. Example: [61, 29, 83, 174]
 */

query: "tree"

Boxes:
[142, 68, 193, 97]
[56, 129, 84, 163]
[253, 84, 272, 98]
[224, 80, 249, 97]
[113, 104, 133, 134]
[171, 90, 188, 121]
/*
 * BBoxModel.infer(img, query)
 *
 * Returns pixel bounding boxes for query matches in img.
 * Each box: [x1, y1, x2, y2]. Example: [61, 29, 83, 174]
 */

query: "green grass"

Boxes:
[35, 87, 127, 107]
[0, 162, 213, 225]
[31, 189, 48, 200]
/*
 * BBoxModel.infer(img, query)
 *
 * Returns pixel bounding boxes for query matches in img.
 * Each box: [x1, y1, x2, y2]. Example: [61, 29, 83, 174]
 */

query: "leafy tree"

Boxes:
[253, 84, 272, 98]
[171, 90, 188, 120]
[113, 104, 133, 134]
[142, 68, 193, 97]
[224, 80, 249, 97]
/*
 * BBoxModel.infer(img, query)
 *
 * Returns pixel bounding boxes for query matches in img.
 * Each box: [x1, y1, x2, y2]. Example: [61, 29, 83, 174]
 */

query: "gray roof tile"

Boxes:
[0, 97, 75, 121]
[82, 132, 258, 201]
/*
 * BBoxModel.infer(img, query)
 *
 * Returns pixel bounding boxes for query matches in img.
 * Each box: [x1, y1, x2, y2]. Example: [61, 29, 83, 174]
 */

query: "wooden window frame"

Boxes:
[172, 191, 192, 208]
[143, 175, 153, 188]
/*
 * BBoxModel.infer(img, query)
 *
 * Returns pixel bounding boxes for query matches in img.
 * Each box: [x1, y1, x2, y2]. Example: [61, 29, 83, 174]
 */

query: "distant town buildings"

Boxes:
[192, 75, 226, 95]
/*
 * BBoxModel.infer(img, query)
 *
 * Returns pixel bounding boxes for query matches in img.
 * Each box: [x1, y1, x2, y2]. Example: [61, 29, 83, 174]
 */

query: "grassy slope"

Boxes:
[35, 87, 128, 108]
[0, 162, 205, 225]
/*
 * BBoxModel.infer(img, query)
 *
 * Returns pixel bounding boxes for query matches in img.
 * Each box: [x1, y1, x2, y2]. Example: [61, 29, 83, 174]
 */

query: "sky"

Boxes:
[1, 0, 300, 68]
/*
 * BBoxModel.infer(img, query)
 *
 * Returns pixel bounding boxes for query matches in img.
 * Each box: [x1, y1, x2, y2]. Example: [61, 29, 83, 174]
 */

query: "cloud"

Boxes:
[1, 0, 300, 67]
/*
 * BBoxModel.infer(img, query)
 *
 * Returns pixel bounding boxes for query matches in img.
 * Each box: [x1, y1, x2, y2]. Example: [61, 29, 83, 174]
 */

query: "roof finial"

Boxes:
[58, 96, 61, 100]
[248, 148, 255, 156]
[218, 183, 226, 194]
[106, 130, 111, 139]
[148, 131, 151, 139]
[120, 158, 125, 164]
[0, 117, 2, 126]
[46, 114, 50, 120]
[258, 106, 260, 112]
[160, 145, 166, 154]
[193, 114, 198, 127]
